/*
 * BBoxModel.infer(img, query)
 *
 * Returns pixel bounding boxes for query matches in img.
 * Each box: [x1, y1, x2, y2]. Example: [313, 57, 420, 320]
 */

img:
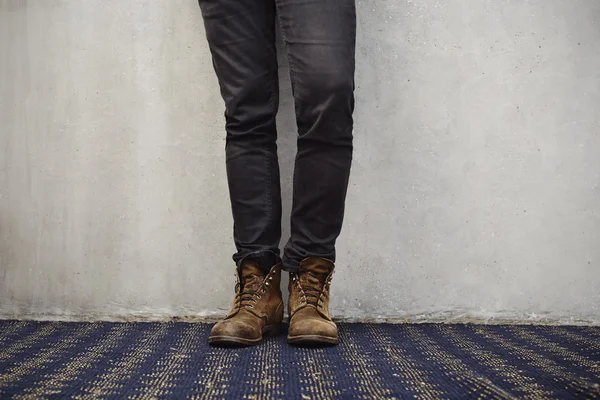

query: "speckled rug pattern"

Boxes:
[0, 321, 599, 399]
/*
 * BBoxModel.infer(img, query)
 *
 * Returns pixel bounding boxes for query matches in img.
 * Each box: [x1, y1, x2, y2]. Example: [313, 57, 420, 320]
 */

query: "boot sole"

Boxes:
[208, 324, 281, 347]
[287, 334, 339, 346]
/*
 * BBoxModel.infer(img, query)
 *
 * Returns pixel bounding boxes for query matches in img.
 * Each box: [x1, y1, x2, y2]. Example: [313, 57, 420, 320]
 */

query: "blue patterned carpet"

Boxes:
[0, 321, 599, 399]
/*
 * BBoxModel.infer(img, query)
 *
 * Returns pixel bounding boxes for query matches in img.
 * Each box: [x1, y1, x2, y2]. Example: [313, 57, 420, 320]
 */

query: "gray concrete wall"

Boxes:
[1, 0, 599, 323]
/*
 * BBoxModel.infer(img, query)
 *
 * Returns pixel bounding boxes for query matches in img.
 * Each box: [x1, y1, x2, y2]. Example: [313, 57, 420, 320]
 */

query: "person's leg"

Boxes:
[199, 0, 282, 272]
[276, 0, 356, 346]
[276, 0, 356, 272]
[199, 0, 285, 346]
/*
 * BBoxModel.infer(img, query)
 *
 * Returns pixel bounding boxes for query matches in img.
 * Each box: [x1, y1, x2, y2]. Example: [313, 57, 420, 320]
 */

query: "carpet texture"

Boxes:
[0, 321, 599, 399]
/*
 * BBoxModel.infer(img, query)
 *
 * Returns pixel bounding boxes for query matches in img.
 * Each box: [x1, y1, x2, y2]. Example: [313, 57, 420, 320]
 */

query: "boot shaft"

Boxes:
[227, 261, 283, 320]
[288, 257, 334, 320]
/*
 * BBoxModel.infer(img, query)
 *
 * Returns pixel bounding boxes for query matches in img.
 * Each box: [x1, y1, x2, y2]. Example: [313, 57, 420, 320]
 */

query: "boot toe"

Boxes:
[288, 310, 338, 346]
[209, 318, 261, 346]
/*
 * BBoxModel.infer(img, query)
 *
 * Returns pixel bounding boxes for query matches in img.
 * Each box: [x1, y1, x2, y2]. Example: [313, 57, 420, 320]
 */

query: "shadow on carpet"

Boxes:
[0, 321, 599, 399]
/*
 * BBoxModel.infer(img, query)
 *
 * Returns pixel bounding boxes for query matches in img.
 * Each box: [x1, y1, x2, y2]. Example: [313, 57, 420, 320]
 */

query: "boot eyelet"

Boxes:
[265, 282, 270, 286]
[248, 305, 254, 308]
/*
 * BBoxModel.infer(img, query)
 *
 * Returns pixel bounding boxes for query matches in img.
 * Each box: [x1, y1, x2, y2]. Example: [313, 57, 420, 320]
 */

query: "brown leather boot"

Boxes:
[208, 261, 284, 346]
[288, 257, 338, 346]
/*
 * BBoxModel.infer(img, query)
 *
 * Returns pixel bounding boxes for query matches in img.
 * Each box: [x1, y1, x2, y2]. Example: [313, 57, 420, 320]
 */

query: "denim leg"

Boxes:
[199, 0, 283, 272]
[276, 0, 356, 271]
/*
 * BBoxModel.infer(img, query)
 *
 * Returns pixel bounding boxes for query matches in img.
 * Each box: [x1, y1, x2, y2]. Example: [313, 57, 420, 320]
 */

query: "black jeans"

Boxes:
[198, 0, 356, 272]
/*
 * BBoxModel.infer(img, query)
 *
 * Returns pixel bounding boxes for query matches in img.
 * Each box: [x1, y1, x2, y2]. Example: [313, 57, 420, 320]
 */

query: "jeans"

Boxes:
[198, 0, 356, 272]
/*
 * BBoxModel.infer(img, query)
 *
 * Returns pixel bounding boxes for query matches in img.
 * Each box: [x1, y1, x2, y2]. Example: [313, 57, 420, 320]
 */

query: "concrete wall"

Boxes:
[1, 0, 599, 323]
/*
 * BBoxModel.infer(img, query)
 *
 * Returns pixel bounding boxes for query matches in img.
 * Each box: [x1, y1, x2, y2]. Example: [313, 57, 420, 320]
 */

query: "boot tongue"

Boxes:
[240, 261, 265, 292]
[299, 259, 333, 288]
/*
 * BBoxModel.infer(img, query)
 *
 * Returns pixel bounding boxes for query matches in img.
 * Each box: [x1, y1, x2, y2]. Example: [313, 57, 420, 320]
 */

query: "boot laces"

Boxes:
[234, 273, 272, 309]
[298, 271, 327, 307]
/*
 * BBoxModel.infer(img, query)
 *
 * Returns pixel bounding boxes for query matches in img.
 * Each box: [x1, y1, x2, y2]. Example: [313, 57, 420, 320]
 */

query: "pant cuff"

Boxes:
[282, 254, 337, 273]
[281, 256, 300, 273]
[236, 250, 280, 273]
